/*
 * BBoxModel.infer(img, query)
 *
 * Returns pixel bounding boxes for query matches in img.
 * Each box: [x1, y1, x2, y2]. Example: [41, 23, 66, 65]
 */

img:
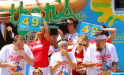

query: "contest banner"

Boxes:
[79, 22, 101, 40]
[0, 0, 87, 24]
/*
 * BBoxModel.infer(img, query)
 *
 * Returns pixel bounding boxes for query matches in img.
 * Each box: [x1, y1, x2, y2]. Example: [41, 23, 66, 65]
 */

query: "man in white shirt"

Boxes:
[0, 11, 18, 50]
[83, 29, 118, 75]
[50, 39, 77, 75]
[0, 35, 34, 75]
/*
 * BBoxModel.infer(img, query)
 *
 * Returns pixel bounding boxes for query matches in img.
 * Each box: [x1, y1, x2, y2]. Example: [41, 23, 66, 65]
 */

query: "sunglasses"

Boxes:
[78, 43, 86, 46]
[95, 40, 105, 43]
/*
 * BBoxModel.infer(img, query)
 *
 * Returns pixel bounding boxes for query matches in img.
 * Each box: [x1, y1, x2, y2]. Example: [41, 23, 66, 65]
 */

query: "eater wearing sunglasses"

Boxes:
[83, 30, 118, 75]
[68, 34, 88, 75]
[89, 27, 117, 46]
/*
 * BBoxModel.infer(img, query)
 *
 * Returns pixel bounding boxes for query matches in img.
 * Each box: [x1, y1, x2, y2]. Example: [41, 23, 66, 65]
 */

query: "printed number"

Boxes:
[91, 27, 98, 36]
[32, 18, 39, 27]
[81, 25, 89, 33]
[22, 17, 29, 26]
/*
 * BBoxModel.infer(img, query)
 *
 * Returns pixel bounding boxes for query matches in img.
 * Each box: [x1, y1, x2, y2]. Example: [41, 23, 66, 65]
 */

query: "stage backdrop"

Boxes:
[0, 0, 124, 73]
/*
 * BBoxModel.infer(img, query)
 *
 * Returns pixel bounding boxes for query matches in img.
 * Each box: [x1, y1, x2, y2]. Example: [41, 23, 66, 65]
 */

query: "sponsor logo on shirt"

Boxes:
[96, 54, 111, 61]
[9, 55, 24, 62]
[32, 44, 43, 49]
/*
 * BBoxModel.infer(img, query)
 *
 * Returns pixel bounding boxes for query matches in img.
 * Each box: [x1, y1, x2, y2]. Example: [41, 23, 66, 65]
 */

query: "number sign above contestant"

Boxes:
[19, 14, 42, 32]
[79, 22, 101, 40]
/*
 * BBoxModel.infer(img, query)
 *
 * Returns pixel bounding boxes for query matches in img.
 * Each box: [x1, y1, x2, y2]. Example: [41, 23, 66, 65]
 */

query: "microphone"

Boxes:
[6, 23, 12, 36]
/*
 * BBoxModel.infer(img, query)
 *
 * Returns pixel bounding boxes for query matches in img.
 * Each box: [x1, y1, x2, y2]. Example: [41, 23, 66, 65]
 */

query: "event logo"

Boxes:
[113, 33, 124, 43]
[90, 0, 124, 27]
[9, 0, 74, 25]
[0, 0, 87, 25]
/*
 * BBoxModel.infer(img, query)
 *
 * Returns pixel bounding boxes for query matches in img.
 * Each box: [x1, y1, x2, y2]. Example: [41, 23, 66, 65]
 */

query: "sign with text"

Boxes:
[19, 14, 41, 32]
[79, 22, 102, 40]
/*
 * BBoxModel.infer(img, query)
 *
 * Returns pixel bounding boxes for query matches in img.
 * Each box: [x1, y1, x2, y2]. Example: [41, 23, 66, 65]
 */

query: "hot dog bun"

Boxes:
[0, 0, 87, 14]
[0, 0, 87, 21]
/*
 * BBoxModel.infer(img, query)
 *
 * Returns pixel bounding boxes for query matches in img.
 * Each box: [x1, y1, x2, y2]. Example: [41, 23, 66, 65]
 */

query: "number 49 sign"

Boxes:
[19, 14, 41, 32]
[79, 22, 101, 40]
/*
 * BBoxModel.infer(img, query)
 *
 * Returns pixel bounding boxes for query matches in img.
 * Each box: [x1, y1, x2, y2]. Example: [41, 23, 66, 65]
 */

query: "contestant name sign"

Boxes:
[19, 14, 41, 32]
[79, 22, 101, 40]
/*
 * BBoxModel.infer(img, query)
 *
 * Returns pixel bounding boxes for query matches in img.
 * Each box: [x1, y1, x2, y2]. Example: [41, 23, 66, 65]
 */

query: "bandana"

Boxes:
[58, 41, 68, 46]
[96, 35, 107, 40]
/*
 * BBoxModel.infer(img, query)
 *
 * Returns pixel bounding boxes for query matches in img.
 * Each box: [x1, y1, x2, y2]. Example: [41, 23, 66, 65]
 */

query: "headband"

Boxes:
[96, 35, 107, 40]
[58, 41, 68, 46]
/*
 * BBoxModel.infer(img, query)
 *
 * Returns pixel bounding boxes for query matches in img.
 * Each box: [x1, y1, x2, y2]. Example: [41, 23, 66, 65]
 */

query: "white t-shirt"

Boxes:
[48, 46, 59, 55]
[50, 52, 77, 75]
[0, 44, 34, 75]
[83, 43, 119, 75]
[57, 32, 78, 43]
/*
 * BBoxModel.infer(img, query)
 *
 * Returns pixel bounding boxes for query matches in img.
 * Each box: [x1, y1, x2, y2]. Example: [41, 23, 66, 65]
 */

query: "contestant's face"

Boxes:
[13, 40, 24, 51]
[59, 44, 68, 50]
[59, 44, 68, 55]
[95, 39, 106, 52]
[77, 39, 87, 49]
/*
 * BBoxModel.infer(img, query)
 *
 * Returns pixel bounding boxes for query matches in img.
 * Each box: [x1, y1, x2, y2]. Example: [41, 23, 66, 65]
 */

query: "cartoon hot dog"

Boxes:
[0, 0, 88, 22]
[0, 0, 87, 13]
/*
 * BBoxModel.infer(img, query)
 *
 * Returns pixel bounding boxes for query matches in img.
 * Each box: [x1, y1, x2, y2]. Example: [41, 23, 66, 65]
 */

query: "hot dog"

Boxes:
[0, 0, 88, 21]
[0, 0, 87, 13]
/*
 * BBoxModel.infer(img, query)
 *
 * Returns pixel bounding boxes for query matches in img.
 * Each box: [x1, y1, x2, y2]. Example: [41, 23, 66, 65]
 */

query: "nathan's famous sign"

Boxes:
[0, 0, 87, 24]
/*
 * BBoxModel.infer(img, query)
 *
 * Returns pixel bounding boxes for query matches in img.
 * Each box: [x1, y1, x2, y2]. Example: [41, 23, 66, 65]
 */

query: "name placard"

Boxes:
[79, 22, 102, 40]
[19, 14, 42, 32]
